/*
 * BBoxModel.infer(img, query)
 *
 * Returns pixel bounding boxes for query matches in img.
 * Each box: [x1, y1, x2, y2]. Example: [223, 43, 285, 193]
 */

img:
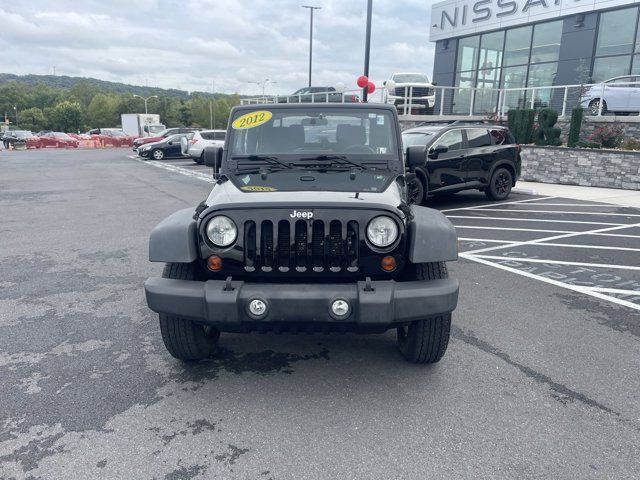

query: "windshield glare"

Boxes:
[229, 108, 398, 160]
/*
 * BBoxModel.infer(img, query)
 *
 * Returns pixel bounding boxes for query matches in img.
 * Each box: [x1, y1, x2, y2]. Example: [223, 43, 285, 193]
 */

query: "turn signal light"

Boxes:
[207, 255, 223, 271]
[381, 256, 396, 272]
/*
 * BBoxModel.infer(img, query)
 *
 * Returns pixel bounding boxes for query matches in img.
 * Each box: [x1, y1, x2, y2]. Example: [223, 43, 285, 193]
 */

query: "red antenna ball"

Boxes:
[356, 75, 369, 88]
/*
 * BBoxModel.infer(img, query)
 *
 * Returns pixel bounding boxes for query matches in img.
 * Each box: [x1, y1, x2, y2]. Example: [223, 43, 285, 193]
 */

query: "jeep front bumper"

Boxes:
[144, 277, 458, 331]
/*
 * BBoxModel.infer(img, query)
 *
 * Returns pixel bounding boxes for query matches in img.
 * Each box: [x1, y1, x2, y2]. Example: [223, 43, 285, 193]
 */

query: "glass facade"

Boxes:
[446, 4, 640, 114]
[592, 6, 640, 81]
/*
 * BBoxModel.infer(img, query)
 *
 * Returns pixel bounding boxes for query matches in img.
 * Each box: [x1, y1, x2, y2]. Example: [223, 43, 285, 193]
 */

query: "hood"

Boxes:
[392, 81, 434, 88]
[203, 178, 404, 215]
[135, 136, 162, 145]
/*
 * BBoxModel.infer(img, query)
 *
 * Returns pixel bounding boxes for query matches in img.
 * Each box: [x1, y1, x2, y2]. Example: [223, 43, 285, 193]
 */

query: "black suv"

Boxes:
[144, 103, 459, 364]
[402, 123, 521, 204]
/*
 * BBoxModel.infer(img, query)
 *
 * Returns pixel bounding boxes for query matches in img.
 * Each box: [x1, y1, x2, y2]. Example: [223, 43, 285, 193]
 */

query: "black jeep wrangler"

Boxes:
[144, 104, 459, 364]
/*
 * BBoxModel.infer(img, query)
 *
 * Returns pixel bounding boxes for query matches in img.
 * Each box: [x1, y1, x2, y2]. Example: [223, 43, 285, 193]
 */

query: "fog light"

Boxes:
[248, 299, 267, 317]
[331, 299, 350, 318]
[207, 255, 223, 271]
[381, 256, 396, 272]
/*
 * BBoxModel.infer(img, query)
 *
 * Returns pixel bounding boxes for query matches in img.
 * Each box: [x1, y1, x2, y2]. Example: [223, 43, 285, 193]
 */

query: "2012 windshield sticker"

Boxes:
[232, 111, 273, 129]
[241, 185, 278, 192]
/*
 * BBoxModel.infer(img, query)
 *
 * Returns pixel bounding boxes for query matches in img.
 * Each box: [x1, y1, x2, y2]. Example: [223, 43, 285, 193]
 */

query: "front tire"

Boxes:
[485, 167, 513, 201]
[589, 98, 607, 116]
[194, 152, 204, 165]
[159, 262, 220, 361]
[408, 176, 425, 205]
[397, 262, 451, 364]
[152, 148, 164, 160]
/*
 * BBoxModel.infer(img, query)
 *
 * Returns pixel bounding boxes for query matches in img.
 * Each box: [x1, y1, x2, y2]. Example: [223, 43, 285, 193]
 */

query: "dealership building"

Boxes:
[429, 0, 640, 114]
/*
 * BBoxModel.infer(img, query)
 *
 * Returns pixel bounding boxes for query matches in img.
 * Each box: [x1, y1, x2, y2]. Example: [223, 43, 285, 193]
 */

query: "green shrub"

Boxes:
[567, 107, 583, 148]
[589, 124, 624, 149]
[532, 108, 561, 146]
[621, 138, 640, 151]
[507, 109, 535, 144]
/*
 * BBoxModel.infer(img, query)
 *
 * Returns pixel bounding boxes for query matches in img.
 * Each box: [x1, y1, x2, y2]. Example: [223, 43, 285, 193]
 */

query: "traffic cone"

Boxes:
[8, 143, 13, 151]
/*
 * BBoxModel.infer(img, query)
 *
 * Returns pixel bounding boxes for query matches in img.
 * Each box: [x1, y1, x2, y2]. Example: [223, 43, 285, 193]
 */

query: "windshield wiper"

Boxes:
[298, 154, 368, 170]
[232, 155, 293, 169]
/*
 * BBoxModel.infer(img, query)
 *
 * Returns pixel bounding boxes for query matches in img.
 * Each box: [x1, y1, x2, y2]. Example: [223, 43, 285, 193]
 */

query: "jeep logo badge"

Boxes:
[290, 210, 313, 219]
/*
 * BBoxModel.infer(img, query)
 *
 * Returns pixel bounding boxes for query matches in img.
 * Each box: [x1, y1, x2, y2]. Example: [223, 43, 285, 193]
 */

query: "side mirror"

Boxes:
[431, 81, 438, 86]
[406, 145, 427, 168]
[428, 144, 448, 159]
[204, 145, 223, 177]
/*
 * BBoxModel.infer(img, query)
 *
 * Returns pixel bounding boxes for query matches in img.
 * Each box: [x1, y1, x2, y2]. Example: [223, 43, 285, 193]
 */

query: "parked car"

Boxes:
[2, 130, 40, 149]
[67, 133, 92, 140]
[385, 73, 436, 114]
[38, 132, 80, 148]
[137, 133, 191, 160]
[277, 86, 359, 103]
[180, 129, 226, 164]
[132, 127, 198, 150]
[580, 75, 640, 115]
[91, 129, 135, 147]
[401, 123, 521, 203]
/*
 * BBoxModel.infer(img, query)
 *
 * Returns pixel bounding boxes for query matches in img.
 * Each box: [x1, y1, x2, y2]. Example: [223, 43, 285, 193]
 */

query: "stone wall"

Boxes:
[520, 146, 640, 190]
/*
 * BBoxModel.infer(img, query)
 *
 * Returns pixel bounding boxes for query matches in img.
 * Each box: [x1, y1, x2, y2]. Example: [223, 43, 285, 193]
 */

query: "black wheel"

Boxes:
[397, 262, 451, 364]
[194, 152, 204, 165]
[588, 99, 607, 116]
[158, 262, 220, 361]
[152, 148, 164, 160]
[408, 176, 425, 205]
[485, 167, 513, 201]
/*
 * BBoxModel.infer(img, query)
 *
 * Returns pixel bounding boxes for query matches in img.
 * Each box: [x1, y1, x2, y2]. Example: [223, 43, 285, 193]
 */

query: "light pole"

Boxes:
[362, 0, 373, 102]
[302, 5, 321, 87]
[133, 95, 158, 114]
[14, 105, 18, 128]
[248, 79, 277, 99]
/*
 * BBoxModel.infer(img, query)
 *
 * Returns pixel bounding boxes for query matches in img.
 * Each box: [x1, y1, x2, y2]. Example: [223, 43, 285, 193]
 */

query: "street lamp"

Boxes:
[362, 0, 373, 102]
[14, 105, 18, 128]
[133, 94, 158, 114]
[248, 79, 277, 98]
[302, 5, 321, 87]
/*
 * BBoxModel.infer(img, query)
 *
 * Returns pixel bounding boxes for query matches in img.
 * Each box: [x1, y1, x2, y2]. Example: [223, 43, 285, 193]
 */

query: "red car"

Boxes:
[39, 132, 80, 148]
[88, 128, 135, 147]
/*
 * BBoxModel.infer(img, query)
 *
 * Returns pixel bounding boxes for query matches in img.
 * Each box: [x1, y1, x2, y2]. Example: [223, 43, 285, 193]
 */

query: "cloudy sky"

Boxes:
[0, 0, 435, 96]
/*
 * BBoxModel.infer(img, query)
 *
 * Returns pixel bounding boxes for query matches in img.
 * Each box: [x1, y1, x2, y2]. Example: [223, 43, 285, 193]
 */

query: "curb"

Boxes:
[513, 187, 538, 195]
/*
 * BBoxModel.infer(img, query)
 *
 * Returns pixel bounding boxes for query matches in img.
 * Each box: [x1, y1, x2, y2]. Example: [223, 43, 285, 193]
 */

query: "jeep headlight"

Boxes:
[206, 216, 237, 247]
[366, 216, 398, 248]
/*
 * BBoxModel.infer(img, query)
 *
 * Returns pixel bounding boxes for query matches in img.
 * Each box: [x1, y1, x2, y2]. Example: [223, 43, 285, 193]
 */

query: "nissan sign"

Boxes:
[429, 0, 637, 41]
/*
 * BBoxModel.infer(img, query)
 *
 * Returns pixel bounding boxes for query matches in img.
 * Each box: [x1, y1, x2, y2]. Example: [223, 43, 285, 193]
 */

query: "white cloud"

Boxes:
[0, 0, 436, 94]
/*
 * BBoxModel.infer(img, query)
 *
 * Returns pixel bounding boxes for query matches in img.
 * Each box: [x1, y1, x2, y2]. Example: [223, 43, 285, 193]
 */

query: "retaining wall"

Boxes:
[520, 146, 640, 190]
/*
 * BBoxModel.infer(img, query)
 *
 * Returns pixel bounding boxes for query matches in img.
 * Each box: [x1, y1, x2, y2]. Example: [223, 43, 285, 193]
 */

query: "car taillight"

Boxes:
[190, 139, 197, 145]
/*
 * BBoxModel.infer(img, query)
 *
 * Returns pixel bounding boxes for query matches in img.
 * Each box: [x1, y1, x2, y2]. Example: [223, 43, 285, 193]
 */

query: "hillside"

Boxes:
[0, 73, 235, 100]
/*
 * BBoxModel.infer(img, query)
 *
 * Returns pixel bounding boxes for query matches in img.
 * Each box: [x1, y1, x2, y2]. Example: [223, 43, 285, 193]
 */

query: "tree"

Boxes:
[17, 107, 46, 132]
[49, 101, 83, 132]
[86, 93, 118, 127]
[69, 81, 100, 108]
[178, 100, 192, 126]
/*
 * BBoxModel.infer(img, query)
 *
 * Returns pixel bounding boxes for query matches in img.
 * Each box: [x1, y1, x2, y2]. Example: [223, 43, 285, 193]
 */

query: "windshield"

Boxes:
[229, 107, 398, 160]
[392, 74, 430, 83]
[147, 125, 165, 135]
[54, 132, 72, 139]
[402, 130, 438, 147]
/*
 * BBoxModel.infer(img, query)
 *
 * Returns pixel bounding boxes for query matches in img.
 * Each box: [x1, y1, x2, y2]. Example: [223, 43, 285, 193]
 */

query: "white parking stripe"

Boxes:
[132, 157, 214, 183]
[460, 253, 640, 311]
[469, 208, 640, 217]
[533, 242, 640, 252]
[462, 222, 640, 255]
[505, 203, 622, 207]
[439, 196, 557, 213]
[448, 216, 625, 226]
[584, 287, 640, 295]
[454, 225, 575, 234]
[458, 238, 512, 243]
[470, 255, 640, 271]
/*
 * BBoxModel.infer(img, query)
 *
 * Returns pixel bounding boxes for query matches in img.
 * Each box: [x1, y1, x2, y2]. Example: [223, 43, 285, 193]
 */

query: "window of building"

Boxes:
[501, 66, 528, 110]
[592, 56, 633, 81]
[530, 20, 562, 64]
[457, 35, 480, 72]
[503, 26, 532, 67]
[479, 31, 504, 71]
[596, 7, 637, 57]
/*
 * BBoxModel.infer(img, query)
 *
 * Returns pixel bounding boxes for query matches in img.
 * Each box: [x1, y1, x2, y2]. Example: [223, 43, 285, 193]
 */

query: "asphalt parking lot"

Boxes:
[1, 149, 639, 479]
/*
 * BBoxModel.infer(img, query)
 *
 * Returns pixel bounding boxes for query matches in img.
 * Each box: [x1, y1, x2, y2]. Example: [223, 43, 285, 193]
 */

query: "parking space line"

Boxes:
[470, 255, 640, 271]
[532, 242, 640, 252]
[454, 225, 575, 234]
[448, 216, 625, 226]
[458, 238, 513, 243]
[584, 287, 640, 295]
[439, 196, 557, 213]
[469, 208, 640, 217]
[507, 203, 622, 207]
[460, 253, 640, 311]
[131, 157, 214, 183]
[462, 222, 640, 255]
